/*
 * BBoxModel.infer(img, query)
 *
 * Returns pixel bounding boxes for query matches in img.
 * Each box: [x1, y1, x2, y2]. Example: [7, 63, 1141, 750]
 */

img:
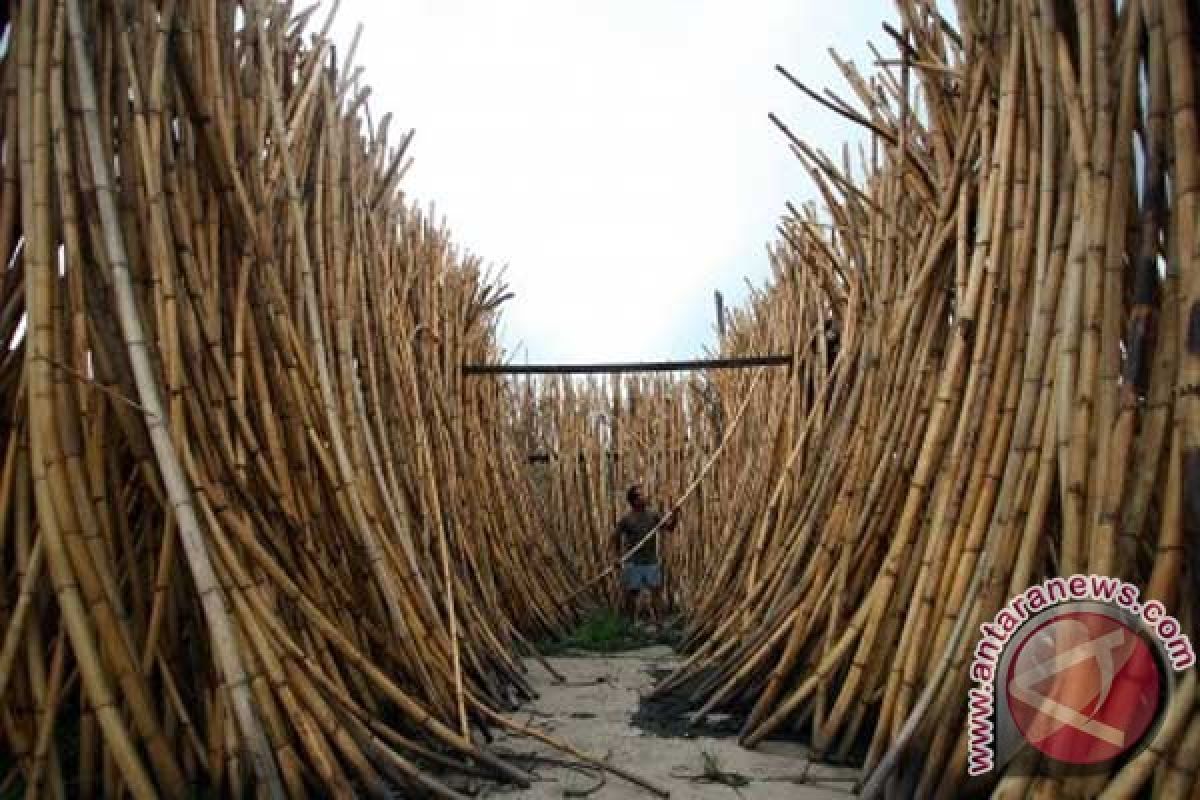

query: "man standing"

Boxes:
[613, 484, 677, 624]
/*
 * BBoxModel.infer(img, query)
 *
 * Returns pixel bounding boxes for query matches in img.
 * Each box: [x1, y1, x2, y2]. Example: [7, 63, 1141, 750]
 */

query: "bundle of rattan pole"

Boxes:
[512, 372, 725, 612]
[0, 1, 588, 797]
[526, 1, 1200, 798]
[658, 1, 1200, 797]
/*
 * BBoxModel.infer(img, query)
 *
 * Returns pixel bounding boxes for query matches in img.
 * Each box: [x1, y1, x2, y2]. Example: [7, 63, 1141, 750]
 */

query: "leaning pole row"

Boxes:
[664, 1, 1200, 796]
[0, 2, 588, 797]
[531, 1, 1200, 798]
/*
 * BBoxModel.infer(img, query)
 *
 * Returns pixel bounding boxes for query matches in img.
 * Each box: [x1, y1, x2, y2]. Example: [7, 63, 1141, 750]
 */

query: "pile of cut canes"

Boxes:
[0, 1, 592, 797]
[532, 2, 1200, 798]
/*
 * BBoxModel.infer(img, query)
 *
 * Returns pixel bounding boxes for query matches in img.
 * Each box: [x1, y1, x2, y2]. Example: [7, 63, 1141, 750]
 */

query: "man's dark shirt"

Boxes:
[616, 509, 663, 565]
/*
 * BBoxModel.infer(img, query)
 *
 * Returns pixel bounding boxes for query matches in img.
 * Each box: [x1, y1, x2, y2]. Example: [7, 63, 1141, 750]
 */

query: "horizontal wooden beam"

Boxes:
[463, 354, 793, 376]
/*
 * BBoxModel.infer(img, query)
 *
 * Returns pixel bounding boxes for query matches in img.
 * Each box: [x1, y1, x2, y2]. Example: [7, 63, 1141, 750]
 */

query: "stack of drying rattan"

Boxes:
[533, 1, 1200, 797]
[0, 1, 583, 797]
[512, 372, 727, 610]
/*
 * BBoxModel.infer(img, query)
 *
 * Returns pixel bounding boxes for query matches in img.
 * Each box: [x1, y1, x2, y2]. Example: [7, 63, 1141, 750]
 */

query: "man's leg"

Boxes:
[619, 563, 634, 617]
[628, 568, 648, 623]
[624, 587, 638, 619]
[644, 567, 663, 624]
[647, 564, 663, 624]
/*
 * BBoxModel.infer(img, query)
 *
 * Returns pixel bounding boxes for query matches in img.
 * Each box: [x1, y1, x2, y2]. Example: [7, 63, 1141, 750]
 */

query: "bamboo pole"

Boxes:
[526, 3, 1200, 797]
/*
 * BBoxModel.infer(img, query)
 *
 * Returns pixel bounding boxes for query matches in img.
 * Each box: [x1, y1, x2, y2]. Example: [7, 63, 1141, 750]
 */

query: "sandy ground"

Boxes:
[480, 646, 858, 799]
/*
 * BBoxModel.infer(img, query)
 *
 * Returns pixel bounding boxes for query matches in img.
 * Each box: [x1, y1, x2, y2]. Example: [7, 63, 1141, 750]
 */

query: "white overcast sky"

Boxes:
[326, 2, 913, 362]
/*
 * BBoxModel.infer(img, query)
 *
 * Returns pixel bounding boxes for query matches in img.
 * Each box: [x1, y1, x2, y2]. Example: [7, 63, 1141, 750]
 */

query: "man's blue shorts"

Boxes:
[621, 563, 662, 591]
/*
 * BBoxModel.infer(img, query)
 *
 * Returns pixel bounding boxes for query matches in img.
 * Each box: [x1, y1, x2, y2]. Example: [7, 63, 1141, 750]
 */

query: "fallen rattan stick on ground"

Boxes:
[479, 705, 672, 798]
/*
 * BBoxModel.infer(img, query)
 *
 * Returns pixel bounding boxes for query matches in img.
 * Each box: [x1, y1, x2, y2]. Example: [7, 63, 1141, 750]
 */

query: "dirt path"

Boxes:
[484, 646, 858, 799]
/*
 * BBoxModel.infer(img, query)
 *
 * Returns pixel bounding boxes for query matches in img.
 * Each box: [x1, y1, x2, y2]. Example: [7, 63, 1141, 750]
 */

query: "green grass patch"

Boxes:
[539, 609, 678, 655]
